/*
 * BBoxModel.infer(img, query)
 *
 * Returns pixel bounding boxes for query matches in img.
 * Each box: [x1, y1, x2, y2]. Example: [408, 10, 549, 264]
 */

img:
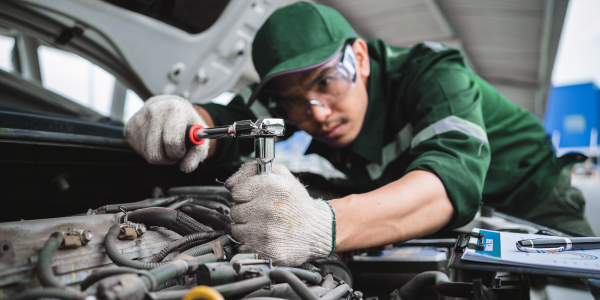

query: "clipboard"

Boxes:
[449, 231, 600, 280]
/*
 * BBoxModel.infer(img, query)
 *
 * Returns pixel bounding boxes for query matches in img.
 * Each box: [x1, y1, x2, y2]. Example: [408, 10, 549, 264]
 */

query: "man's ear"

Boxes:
[353, 39, 370, 80]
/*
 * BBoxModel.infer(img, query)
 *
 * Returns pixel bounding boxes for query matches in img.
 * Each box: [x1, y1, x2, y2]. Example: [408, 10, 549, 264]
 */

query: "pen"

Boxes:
[516, 237, 600, 253]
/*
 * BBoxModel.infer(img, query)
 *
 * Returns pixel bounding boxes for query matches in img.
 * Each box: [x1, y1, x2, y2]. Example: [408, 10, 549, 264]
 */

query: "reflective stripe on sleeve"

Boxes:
[366, 123, 413, 180]
[366, 116, 488, 181]
[411, 115, 488, 151]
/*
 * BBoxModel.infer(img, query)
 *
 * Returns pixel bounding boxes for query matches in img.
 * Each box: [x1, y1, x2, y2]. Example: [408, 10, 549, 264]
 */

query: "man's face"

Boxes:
[268, 40, 370, 148]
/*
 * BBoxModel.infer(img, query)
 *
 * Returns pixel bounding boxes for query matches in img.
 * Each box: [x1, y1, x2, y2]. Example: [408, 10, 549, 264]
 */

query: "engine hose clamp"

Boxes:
[119, 206, 128, 223]
[227, 235, 242, 245]
[209, 239, 225, 261]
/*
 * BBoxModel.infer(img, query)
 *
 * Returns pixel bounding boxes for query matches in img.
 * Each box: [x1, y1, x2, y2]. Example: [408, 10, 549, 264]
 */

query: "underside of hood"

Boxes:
[0, 0, 285, 102]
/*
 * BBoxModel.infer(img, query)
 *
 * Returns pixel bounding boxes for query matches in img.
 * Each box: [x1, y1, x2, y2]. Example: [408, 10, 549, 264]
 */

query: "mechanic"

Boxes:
[125, 2, 594, 266]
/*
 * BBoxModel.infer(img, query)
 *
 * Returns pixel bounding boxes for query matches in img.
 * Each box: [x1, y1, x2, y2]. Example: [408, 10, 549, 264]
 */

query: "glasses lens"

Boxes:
[320, 67, 353, 99]
[270, 44, 357, 123]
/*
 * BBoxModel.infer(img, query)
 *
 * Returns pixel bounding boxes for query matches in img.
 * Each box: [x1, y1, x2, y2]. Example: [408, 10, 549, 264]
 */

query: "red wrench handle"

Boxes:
[186, 124, 205, 145]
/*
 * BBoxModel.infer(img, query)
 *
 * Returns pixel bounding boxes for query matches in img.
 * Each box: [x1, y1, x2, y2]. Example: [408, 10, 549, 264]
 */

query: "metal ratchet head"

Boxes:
[186, 119, 285, 175]
[231, 119, 285, 138]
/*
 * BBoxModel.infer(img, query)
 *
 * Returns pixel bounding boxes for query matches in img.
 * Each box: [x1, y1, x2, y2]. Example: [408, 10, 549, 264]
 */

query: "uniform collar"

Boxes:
[305, 50, 386, 164]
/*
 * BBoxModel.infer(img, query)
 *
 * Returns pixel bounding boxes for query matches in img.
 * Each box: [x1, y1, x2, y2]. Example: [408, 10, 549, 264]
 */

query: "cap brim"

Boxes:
[247, 40, 346, 107]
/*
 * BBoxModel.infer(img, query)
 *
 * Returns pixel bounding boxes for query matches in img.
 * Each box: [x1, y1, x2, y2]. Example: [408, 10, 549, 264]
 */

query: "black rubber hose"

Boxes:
[80, 267, 146, 291]
[91, 254, 216, 298]
[147, 276, 272, 300]
[143, 254, 216, 290]
[37, 232, 65, 288]
[36, 232, 89, 297]
[105, 196, 182, 213]
[152, 231, 224, 263]
[105, 224, 168, 269]
[276, 267, 322, 285]
[13, 288, 87, 300]
[191, 199, 232, 216]
[142, 263, 183, 290]
[215, 276, 272, 297]
[167, 198, 193, 210]
[179, 204, 234, 231]
[436, 280, 474, 298]
[127, 207, 178, 228]
[392, 271, 473, 299]
[269, 269, 319, 300]
[182, 235, 231, 257]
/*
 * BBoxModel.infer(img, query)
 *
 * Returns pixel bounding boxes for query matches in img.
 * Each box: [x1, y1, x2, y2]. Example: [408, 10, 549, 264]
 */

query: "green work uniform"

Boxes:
[201, 39, 593, 236]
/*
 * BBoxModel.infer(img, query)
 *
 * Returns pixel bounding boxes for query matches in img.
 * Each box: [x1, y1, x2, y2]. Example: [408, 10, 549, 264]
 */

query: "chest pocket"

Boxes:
[365, 123, 413, 180]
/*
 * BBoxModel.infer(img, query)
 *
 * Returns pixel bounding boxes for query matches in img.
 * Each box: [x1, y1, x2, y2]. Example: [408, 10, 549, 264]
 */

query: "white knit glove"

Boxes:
[224, 162, 336, 267]
[124, 95, 209, 173]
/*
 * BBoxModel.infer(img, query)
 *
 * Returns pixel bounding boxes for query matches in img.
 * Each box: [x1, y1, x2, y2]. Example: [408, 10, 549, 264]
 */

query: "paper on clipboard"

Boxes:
[461, 228, 600, 272]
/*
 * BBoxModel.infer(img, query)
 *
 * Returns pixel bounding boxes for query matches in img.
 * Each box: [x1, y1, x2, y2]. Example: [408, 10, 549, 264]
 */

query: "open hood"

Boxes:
[0, 0, 285, 102]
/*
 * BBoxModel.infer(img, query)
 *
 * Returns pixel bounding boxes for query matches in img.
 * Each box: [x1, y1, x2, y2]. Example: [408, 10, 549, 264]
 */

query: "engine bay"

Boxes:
[0, 185, 596, 300]
[0, 186, 359, 300]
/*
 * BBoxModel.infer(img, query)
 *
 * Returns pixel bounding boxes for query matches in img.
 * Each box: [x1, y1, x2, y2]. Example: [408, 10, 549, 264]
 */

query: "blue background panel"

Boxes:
[544, 83, 600, 156]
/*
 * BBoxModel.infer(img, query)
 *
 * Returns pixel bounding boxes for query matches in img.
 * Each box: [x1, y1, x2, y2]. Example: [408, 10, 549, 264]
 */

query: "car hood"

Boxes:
[0, 0, 285, 102]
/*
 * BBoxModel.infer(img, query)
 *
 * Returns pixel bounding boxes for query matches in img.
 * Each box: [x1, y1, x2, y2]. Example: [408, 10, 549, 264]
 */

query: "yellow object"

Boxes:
[181, 286, 224, 300]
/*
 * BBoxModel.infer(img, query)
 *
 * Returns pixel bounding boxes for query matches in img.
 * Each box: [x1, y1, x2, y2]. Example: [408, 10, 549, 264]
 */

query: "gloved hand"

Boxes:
[124, 95, 209, 173]
[224, 162, 336, 266]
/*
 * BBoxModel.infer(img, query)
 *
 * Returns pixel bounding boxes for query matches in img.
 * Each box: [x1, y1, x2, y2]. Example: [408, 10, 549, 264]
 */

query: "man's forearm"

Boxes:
[330, 170, 454, 252]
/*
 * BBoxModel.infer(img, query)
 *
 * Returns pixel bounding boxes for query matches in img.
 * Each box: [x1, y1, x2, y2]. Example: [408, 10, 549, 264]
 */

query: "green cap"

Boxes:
[247, 2, 357, 106]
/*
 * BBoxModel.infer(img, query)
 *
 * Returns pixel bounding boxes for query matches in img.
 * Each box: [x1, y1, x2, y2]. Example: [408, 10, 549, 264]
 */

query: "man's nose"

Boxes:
[308, 100, 332, 122]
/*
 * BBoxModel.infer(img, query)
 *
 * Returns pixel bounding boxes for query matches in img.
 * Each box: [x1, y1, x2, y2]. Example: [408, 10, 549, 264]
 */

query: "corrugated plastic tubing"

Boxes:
[126, 207, 212, 236]
[151, 231, 224, 263]
[179, 204, 233, 230]
[178, 238, 210, 253]
[182, 235, 231, 257]
[105, 223, 226, 269]
[105, 224, 169, 269]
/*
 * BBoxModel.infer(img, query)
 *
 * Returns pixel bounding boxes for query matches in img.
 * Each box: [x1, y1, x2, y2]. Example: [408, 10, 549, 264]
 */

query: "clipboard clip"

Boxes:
[467, 232, 486, 251]
[516, 243, 565, 253]
[454, 232, 487, 253]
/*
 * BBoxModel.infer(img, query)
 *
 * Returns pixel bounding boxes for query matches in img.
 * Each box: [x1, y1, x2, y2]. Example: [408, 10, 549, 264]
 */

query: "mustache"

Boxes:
[315, 116, 349, 135]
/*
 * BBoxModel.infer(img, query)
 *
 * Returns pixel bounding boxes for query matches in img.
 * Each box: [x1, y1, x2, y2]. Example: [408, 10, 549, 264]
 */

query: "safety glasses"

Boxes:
[266, 43, 357, 124]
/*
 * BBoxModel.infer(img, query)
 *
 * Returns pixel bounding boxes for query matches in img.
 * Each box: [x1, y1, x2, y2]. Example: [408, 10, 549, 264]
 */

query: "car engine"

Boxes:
[2, 183, 596, 300]
[0, 186, 362, 300]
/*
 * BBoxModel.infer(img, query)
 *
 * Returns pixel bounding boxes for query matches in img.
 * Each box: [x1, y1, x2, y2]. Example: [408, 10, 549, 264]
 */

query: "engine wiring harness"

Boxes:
[10, 191, 480, 300]
[11, 197, 362, 300]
